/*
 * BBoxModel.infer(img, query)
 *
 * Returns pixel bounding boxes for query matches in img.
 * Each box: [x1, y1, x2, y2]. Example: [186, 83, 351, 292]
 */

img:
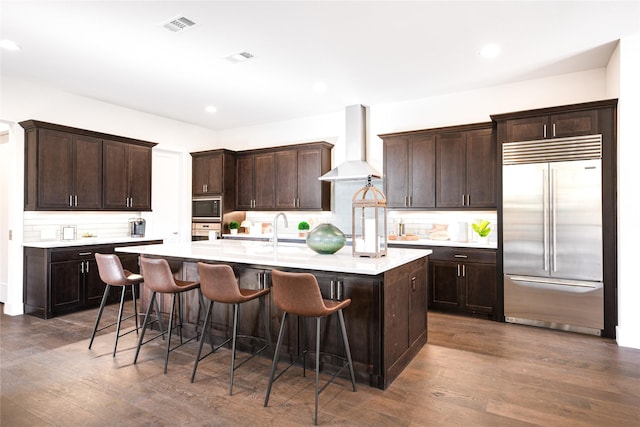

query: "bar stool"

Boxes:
[89, 253, 143, 357]
[133, 256, 202, 374]
[264, 269, 356, 425]
[191, 263, 271, 395]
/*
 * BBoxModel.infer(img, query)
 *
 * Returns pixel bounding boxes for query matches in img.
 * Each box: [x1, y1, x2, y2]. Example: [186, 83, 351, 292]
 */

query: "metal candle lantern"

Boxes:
[352, 177, 387, 258]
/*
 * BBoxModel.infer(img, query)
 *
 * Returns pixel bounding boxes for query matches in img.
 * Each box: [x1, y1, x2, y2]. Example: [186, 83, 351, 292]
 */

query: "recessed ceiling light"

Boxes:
[480, 43, 501, 59]
[225, 52, 254, 63]
[205, 106, 217, 114]
[0, 40, 21, 51]
[313, 81, 328, 93]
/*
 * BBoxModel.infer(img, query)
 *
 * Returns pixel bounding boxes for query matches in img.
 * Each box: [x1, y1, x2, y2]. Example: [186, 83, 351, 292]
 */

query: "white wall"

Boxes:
[612, 36, 640, 349]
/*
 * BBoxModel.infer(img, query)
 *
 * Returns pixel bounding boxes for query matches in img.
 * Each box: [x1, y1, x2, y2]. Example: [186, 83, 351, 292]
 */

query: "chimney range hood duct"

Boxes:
[319, 104, 381, 181]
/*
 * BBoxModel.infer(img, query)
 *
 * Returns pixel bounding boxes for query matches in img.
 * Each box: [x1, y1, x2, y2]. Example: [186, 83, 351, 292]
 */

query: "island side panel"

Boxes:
[382, 256, 428, 389]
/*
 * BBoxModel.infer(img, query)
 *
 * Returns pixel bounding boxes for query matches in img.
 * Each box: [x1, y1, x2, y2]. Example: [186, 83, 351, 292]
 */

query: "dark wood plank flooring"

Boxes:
[2, 303, 639, 426]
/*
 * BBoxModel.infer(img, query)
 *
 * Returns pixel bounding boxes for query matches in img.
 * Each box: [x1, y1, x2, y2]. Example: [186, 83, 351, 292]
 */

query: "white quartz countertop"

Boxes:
[116, 239, 432, 276]
[23, 236, 163, 249]
[222, 233, 497, 250]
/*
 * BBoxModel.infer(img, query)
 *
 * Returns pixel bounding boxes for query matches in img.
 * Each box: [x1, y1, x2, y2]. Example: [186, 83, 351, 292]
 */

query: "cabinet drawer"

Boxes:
[428, 247, 496, 264]
[50, 245, 114, 262]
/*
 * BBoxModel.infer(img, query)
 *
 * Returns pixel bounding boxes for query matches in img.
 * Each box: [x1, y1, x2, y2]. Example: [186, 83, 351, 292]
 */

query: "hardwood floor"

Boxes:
[1, 303, 639, 426]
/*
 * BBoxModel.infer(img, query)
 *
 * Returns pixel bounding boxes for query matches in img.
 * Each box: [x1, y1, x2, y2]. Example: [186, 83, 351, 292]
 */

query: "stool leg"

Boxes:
[177, 293, 184, 344]
[131, 283, 139, 334]
[164, 293, 177, 374]
[134, 292, 156, 364]
[154, 297, 165, 339]
[191, 299, 213, 383]
[261, 296, 272, 349]
[315, 316, 321, 425]
[112, 285, 127, 357]
[89, 285, 111, 349]
[264, 311, 288, 407]
[229, 303, 239, 395]
[338, 309, 357, 392]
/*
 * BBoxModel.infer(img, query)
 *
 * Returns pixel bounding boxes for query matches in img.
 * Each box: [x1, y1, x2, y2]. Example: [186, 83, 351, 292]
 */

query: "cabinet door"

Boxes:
[275, 150, 298, 209]
[50, 261, 82, 312]
[236, 156, 255, 210]
[38, 129, 74, 209]
[193, 154, 223, 196]
[466, 128, 496, 208]
[429, 261, 459, 310]
[102, 140, 129, 209]
[551, 110, 599, 138]
[254, 153, 275, 209]
[505, 116, 548, 142]
[84, 259, 106, 306]
[409, 135, 436, 208]
[384, 137, 409, 208]
[408, 266, 427, 346]
[73, 135, 103, 209]
[436, 132, 466, 207]
[462, 262, 496, 314]
[340, 277, 376, 372]
[127, 145, 152, 210]
[296, 147, 325, 209]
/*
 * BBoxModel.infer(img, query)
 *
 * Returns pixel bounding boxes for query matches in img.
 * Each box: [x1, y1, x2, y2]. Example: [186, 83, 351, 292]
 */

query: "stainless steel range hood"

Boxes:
[319, 104, 381, 181]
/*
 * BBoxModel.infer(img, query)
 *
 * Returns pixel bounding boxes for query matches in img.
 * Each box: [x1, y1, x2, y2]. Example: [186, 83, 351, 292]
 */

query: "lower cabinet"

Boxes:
[428, 247, 497, 318]
[23, 241, 161, 319]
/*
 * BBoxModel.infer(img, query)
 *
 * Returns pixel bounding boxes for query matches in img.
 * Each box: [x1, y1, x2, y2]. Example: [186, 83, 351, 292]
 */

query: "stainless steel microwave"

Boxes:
[192, 196, 222, 222]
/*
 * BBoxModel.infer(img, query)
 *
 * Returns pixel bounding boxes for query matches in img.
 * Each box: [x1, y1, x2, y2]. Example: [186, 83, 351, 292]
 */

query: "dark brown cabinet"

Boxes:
[23, 241, 161, 319]
[236, 142, 333, 211]
[21, 120, 157, 212]
[383, 133, 436, 208]
[23, 127, 102, 210]
[236, 152, 276, 210]
[103, 140, 153, 210]
[428, 247, 496, 317]
[381, 123, 495, 210]
[275, 143, 332, 210]
[504, 109, 599, 142]
[436, 126, 496, 208]
[192, 152, 223, 195]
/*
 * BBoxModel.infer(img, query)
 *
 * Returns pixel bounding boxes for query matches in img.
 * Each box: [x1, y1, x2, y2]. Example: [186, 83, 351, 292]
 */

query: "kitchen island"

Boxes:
[116, 239, 431, 390]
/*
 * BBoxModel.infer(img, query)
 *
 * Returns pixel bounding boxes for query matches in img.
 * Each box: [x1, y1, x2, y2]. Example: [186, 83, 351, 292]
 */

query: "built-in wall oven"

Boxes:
[192, 196, 222, 222]
[191, 222, 221, 241]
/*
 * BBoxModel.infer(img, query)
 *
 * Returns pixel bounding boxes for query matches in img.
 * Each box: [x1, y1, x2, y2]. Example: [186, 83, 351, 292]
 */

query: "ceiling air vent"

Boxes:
[161, 16, 197, 33]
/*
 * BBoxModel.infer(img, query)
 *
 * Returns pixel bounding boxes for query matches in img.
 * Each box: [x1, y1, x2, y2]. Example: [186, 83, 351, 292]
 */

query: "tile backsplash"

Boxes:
[23, 212, 139, 242]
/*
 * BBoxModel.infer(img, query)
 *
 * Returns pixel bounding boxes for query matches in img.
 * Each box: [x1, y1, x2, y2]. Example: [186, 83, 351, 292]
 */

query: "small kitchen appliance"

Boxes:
[129, 218, 146, 237]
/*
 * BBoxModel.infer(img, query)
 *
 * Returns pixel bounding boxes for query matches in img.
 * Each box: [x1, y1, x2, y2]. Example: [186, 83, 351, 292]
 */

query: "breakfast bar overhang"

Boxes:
[116, 240, 431, 390]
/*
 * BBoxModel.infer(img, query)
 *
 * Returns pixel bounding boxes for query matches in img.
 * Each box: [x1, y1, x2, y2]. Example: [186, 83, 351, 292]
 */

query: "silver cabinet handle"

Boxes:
[543, 124, 547, 138]
[78, 252, 91, 256]
[552, 123, 556, 137]
[330, 280, 335, 300]
[457, 264, 461, 277]
[85, 260, 89, 273]
[454, 254, 468, 258]
[337, 280, 343, 301]
[462, 265, 465, 277]
[69, 195, 73, 207]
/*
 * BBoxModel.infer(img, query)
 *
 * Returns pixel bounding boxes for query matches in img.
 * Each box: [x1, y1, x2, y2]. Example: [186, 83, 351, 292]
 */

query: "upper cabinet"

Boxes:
[503, 109, 599, 142]
[383, 133, 436, 209]
[436, 126, 496, 208]
[381, 123, 495, 210]
[275, 143, 332, 210]
[21, 120, 157, 211]
[191, 149, 237, 214]
[236, 152, 276, 210]
[103, 140, 153, 210]
[235, 142, 333, 211]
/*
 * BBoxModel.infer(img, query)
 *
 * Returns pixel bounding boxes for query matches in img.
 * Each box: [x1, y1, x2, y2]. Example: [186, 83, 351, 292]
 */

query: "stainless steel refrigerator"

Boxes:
[502, 135, 604, 335]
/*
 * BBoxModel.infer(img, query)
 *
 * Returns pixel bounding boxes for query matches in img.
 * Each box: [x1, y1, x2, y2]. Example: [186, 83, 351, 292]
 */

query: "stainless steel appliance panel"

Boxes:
[550, 160, 602, 281]
[191, 222, 221, 241]
[503, 160, 602, 282]
[503, 162, 548, 277]
[504, 274, 604, 333]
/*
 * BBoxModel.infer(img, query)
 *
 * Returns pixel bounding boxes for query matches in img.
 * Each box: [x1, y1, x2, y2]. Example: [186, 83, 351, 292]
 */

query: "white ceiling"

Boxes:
[1, 1, 639, 131]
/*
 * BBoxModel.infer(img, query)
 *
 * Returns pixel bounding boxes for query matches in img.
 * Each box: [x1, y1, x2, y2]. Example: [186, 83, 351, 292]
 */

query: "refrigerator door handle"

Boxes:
[550, 168, 557, 273]
[508, 275, 601, 289]
[543, 168, 549, 272]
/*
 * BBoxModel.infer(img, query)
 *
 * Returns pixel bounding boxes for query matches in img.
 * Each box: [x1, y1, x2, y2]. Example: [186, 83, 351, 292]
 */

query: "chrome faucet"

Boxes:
[272, 212, 289, 247]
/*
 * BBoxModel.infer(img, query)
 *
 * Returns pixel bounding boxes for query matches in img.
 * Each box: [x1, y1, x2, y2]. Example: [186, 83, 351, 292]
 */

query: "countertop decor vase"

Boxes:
[306, 223, 346, 254]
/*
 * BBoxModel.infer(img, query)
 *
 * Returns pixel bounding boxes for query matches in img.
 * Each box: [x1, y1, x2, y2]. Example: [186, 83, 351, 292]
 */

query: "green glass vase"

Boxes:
[306, 223, 346, 254]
